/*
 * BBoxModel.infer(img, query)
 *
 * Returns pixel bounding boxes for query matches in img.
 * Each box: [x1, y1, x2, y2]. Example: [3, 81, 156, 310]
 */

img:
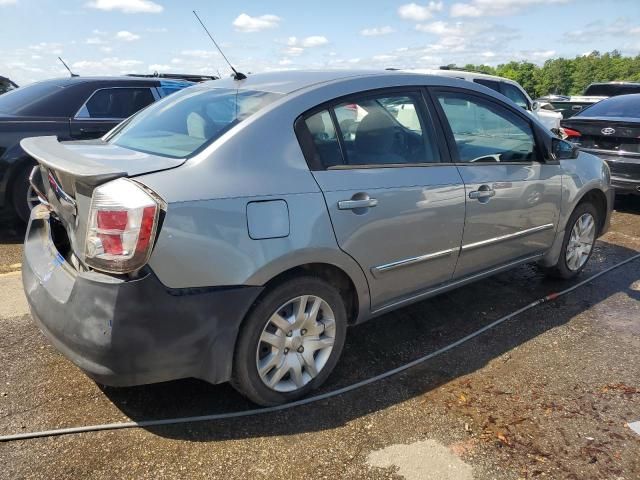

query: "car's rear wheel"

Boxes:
[232, 277, 347, 406]
[546, 202, 598, 279]
[11, 163, 37, 223]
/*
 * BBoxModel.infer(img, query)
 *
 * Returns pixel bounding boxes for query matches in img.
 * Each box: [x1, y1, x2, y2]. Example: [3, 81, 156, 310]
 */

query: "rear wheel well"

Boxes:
[5, 157, 36, 208]
[256, 263, 359, 325]
[576, 189, 607, 235]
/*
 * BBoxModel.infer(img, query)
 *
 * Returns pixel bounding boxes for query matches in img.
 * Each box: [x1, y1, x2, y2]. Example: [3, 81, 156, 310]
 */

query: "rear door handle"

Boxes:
[468, 189, 495, 200]
[338, 198, 378, 210]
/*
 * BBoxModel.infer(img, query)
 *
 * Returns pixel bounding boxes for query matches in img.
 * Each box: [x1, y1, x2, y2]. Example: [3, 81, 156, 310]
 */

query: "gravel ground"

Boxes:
[0, 198, 639, 479]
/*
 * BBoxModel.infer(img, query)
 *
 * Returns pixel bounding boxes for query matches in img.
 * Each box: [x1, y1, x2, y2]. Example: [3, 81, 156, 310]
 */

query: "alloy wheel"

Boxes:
[565, 212, 596, 271]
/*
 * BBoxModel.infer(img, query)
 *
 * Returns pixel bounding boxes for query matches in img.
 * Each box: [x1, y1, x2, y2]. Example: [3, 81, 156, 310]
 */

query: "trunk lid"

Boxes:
[561, 117, 640, 156]
[21, 136, 183, 267]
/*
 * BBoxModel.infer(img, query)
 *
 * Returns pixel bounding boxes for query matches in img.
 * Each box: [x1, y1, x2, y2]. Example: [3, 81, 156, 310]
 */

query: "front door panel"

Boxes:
[454, 163, 562, 278]
[313, 167, 465, 308]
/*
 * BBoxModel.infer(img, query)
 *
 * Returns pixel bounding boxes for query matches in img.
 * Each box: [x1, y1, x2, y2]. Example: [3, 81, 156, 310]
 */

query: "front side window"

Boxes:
[436, 91, 536, 163]
[109, 87, 282, 158]
[501, 83, 529, 110]
[305, 93, 440, 168]
[76, 88, 155, 119]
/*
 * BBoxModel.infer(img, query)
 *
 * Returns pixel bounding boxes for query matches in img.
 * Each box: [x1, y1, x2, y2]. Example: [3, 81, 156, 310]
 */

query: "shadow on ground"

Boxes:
[100, 236, 640, 443]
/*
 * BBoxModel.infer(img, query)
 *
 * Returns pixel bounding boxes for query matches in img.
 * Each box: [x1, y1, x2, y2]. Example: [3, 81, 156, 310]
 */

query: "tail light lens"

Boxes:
[85, 178, 163, 274]
[560, 127, 581, 140]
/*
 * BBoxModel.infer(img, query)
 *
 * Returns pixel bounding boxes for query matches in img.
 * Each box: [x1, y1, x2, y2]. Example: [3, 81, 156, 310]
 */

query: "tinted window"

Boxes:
[437, 92, 536, 163]
[575, 94, 640, 119]
[0, 82, 65, 115]
[473, 79, 501, 93]
[583, 84, 640, 96]
[332, 94, 440, 166]
[304, 110, 343, 168]
[77, 88, 155, 119]
[501, 83, 529, 110]
[110, 87, 282, 158]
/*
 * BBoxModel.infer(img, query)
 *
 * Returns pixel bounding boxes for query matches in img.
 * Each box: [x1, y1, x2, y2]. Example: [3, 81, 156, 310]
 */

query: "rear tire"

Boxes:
[231, 277, 347, 406]
[545, 202, 598, 279]
[11, 163, 36, 223]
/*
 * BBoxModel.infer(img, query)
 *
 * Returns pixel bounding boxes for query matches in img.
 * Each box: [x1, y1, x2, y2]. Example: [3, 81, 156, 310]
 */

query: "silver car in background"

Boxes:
[21, 71, 613, 405]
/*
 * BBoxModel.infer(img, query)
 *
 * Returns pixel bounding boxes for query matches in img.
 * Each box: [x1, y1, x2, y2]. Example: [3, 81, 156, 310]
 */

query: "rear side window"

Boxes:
[501, 83, 529, 110]
[473, 79, 501, 93]
[77, 88, 155, 119]
[109, 87, 282, 158]
[304, 110, 343, 167]
[303, 92, 441, 168]
[436, 91, 536, 163]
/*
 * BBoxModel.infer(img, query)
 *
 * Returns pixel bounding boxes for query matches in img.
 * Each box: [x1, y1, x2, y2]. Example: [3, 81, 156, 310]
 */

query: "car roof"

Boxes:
[201, 70, 460, 94]
[29, 76, 191, 88]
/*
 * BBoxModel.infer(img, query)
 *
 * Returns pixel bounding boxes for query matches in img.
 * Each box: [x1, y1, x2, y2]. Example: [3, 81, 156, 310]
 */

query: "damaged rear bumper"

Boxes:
[22, 211, 262, 387]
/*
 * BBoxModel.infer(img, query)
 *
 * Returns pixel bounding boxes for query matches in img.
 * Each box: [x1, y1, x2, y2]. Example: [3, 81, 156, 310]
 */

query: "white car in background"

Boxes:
[402, 68, 562, 131]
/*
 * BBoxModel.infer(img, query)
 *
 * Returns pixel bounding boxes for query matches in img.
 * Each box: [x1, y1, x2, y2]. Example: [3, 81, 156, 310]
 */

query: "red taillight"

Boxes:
[85, 179, 163, 274]
[560, 127, 581, 139]
[97, 210, 128, 255]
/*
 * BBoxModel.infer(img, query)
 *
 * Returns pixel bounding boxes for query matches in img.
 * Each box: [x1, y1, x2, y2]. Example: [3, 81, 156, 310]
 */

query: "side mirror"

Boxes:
[531, 101, 540, 111]
[552, 138, 579, 160]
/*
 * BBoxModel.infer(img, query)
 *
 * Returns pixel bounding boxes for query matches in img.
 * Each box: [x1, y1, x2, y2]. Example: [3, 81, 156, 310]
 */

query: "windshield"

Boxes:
[0, 82, 65, 115]
[109, 87, 283, 158]
[576, 94, 640, 119]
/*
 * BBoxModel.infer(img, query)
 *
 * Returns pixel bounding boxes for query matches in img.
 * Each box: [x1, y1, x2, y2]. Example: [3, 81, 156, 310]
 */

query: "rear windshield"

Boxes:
[583, 84, 640, 96]
[109, 87, 283, 158]
[0, 82, 66, 116]
[576, 94, 640, 119]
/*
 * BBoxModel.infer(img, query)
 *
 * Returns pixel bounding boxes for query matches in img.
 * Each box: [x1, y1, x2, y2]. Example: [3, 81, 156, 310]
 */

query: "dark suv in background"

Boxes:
[0, 76, 193, 221]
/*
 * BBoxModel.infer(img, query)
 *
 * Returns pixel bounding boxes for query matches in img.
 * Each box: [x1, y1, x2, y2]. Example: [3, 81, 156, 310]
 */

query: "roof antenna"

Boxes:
[58, 56, 78, 77]
[193, 10, 246, 80]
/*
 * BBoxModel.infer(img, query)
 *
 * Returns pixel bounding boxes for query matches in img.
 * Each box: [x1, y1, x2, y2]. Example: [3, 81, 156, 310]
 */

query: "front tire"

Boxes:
[232, 277, 347, 406]
[545, 202, 598, 279]
[11, 163, 37, 223]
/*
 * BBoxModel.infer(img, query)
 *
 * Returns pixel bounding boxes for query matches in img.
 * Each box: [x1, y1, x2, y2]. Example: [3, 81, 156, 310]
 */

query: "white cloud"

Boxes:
[398, 2, 443, 21]
[372, 54, 397, 62]
[284, 46, 305, 56]
[86, 37, 106, 45]
[85, 0, 163, 14]
[148, 63, 170, 71]
[564, 19, 640, 43]
[451, 0, 570, 18]
[115, 31, 140, 41]
[100, 46, 113, 53]
[232, 13, 281, 32]
[287, 36, 329, 48]
[71, 57, 143, 74]
[0, 0, 17, 5]
[180, 49, 219, 58]
[278, 58, 293, 66]
[92, 29, 107, 35]
[360, 26, 395, 37]
[28, 42, 63, 55]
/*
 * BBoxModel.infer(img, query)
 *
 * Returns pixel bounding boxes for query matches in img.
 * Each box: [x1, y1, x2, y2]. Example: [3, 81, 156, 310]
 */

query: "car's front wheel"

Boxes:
[546, 202, 598, 279]
[232, 277, 347, 406]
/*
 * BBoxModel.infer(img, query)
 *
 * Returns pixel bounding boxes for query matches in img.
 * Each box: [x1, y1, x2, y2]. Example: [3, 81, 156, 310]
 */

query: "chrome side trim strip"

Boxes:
[372, 253, 545, 315]
[581, 147, 640, 158]
[371, 247, 459, 277]
[461, 223, 554, 251]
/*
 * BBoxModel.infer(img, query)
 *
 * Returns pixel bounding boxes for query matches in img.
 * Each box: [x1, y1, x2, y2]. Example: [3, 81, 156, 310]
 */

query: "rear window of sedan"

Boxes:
[108, 87, 283, 158]
[0, 81, 67, 116]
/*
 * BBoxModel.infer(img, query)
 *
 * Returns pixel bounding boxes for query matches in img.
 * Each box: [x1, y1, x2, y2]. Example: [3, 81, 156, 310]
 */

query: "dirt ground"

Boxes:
[1, 197, 639, 479]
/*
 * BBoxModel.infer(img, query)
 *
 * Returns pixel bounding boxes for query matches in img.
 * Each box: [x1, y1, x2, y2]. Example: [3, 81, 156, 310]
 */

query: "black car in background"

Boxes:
[0, 76, 18, 95]
[561, 93, 640, 196]
[0, 76, 192, 221]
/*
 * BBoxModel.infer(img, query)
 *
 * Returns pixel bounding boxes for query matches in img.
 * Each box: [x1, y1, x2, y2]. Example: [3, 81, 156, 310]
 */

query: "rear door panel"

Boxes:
[313, 167, 466, 308]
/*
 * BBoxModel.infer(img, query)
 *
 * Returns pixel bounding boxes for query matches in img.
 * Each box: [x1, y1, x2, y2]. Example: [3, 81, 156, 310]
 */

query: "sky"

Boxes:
[2, 0, 640, 85]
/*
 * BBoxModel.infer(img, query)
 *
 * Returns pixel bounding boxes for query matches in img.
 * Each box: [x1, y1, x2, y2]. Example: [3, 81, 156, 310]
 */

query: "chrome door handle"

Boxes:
[338, 198, 378, 210]
[468, 189, 495, 200]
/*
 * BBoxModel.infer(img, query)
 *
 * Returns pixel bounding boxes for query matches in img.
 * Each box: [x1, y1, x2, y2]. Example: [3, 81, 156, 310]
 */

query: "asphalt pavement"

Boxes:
[1, 197, 639, 479]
